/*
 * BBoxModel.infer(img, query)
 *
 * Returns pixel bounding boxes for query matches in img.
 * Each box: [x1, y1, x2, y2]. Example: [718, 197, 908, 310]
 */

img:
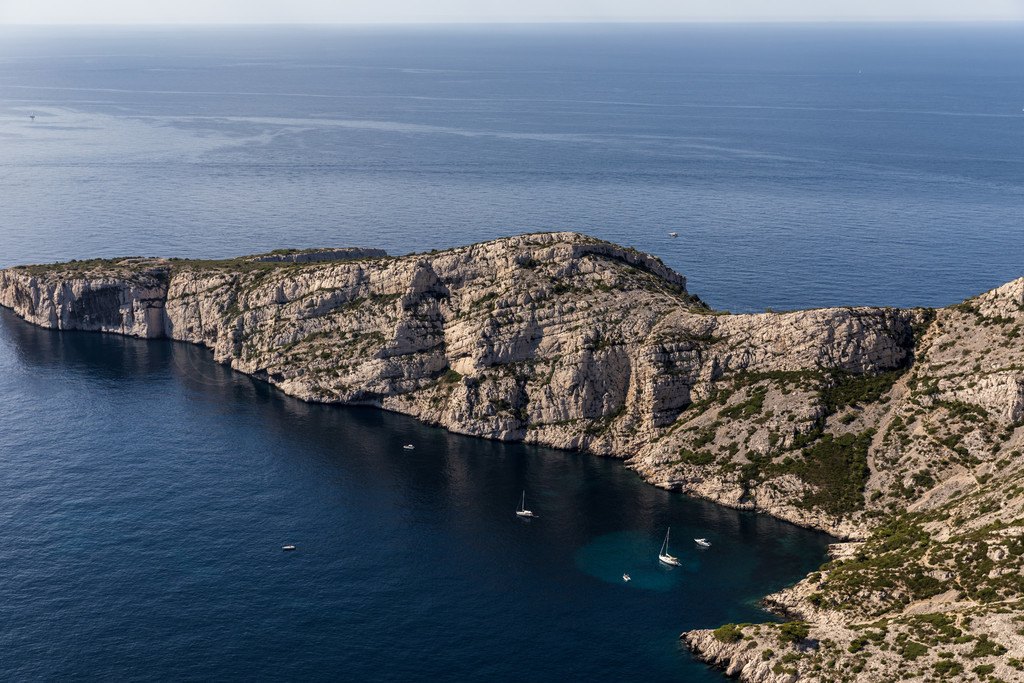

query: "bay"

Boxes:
[0, 309, 832, 680]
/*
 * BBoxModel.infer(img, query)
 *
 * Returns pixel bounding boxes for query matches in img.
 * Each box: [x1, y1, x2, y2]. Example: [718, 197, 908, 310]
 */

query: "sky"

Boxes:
[1, 0, 1022, 24]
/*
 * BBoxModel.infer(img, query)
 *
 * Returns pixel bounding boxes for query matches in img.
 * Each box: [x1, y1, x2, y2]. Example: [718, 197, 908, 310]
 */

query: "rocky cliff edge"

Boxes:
[3, 232, 1024, 682]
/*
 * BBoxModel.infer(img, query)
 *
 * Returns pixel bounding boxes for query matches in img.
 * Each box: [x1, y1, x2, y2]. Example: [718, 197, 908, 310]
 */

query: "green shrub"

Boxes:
[678, 449, 715, 466]
[718, 388, 767, 420]
[713, 623, 743, 643]
[821, 369, 904, 413]
[791, 429, 875, 516]
[901, 641, 929, 660]
[967, 635, 1007, 659]
[771, 663, 797, 676]
[778, 621, 810, 644]
[848, 637, 868, 653]
[932, 660, 963, 677]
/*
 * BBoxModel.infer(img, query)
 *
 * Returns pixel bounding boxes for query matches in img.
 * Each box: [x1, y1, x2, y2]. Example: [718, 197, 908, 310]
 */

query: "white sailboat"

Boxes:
[516, 490, 536, 518]
[658, 528, 681, 566]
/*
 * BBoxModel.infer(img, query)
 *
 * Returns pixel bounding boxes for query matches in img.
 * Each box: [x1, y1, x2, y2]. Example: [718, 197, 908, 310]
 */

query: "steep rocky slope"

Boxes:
[3, 232, 1023, 681]
[677, 282, 1024, 682]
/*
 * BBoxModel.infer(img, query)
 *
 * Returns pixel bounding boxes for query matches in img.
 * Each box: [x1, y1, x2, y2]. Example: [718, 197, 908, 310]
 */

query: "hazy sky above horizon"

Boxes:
[2, 0, 1023, 24]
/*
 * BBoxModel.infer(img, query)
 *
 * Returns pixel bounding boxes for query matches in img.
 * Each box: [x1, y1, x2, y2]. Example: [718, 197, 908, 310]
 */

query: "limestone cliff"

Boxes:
[0, 232, 914, 537]
[3, 232, 1023, 682]
[0, 257, 170, 338]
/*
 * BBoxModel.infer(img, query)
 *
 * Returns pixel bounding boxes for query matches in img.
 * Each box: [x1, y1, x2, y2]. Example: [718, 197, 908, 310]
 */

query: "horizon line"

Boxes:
[3, 19, 1024, 27]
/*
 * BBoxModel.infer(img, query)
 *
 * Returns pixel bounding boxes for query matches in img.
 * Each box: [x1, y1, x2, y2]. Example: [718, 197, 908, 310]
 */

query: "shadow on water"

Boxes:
[0, 309, 834, 681]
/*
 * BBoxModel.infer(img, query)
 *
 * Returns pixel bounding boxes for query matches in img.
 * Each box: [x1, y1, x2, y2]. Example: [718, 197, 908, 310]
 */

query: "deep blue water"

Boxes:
[0, 24, 1021, 680]
[1, 24, 1022, 312]
[0, 308, 832, 680]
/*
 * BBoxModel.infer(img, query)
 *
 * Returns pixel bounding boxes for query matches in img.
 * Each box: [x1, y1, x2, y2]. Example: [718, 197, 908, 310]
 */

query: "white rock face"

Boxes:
[0, 266, 169, 338]
[941, 374, 1024, 424]
[3, 232, 1021, 541]
[0, 235, 918, 515]
[684, 629, 804, 683]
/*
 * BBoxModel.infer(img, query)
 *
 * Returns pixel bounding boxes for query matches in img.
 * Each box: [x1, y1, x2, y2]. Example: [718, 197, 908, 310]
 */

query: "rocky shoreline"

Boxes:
[3, 232, 1022, 681]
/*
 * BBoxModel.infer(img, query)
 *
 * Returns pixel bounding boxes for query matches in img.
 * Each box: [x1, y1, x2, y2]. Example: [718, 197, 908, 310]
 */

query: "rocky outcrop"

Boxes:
[683, 628, 813, 683]
[0, 261, 170, 338]
[4, 232, 1024, 682]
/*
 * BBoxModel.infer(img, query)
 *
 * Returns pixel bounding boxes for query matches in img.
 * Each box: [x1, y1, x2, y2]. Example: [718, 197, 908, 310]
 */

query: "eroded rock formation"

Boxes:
[3, 232, 1023, 682]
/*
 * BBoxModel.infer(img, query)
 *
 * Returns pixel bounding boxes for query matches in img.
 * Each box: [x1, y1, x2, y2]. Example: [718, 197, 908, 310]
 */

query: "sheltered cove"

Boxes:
[3, 232, 1023, 682]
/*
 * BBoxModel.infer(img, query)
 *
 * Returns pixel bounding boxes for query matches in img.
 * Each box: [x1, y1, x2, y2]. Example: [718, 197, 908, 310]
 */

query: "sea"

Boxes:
[0, 23, 1021, 681]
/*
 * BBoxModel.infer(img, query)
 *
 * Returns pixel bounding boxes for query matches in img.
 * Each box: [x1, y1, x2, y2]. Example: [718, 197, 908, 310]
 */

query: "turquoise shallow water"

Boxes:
[577, 531, 703, 589]
[0, 309, 833, 680]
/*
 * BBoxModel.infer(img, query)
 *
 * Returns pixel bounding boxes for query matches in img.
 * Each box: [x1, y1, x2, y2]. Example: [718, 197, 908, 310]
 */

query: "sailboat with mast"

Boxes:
[516, 490, 536, 518]
[658, 527, 681, 566]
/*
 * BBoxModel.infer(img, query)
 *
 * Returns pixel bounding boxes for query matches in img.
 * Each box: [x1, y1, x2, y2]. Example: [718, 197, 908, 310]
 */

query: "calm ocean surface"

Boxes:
[0, 310, 833, 681]
[1, 24, 1023, 312]
[0, 24, 1021, 680]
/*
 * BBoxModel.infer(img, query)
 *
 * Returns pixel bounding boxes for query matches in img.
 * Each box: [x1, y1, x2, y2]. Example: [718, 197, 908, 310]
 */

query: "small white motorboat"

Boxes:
[282, 545, 296, 551]
[403, 444, 415, 450]
[669, 232, 678, 238]
[695, 537, 711, 547]
[622, 573, 631, 582]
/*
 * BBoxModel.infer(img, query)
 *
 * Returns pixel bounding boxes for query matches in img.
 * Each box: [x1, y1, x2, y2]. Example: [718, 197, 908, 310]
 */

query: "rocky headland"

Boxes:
[2, 232, 1023, 682]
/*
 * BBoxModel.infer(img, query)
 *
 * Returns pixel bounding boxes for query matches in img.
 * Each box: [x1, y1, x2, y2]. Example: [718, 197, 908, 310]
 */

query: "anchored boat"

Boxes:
[516, 490, 536, 518]
[658, 528, 681, 566]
